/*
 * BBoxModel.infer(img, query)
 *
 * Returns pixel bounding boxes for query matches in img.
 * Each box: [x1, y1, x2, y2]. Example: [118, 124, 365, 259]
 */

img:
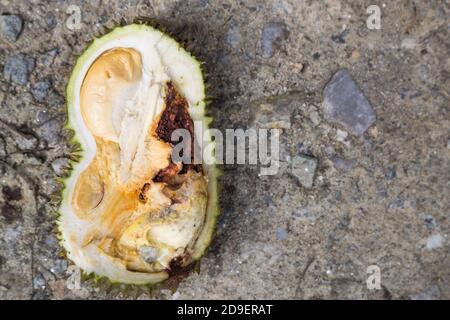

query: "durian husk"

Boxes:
[55, 22, 221, 294]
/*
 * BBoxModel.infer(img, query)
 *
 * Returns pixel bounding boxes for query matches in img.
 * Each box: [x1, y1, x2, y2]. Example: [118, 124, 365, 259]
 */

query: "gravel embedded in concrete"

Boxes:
[323, 70, 376, 135]
[3, 54, 34, 85]
[260, 22, 289, 58]
[0, 14, 23, 42]
[31, 79, 53, 102]
[291, 155, 317, 189]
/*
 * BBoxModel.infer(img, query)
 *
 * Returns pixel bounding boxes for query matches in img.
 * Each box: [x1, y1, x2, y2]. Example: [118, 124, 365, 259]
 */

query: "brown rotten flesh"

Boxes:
[73, 48, 207, 272]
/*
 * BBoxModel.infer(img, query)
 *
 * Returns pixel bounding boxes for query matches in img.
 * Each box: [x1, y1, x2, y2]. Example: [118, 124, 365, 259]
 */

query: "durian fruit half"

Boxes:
[59, 24, 219, 285]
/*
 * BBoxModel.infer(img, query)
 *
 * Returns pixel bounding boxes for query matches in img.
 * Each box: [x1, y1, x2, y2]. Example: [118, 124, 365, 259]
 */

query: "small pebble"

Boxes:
[401, 38, 417, 50]
[32, 79, 52, 102]
[276, 227, 288, 241]
[368, 126, 379, 139]
[424, 215, 436, 230]
[323, 70, 376, 136]
[227, 24, 241, 49]
[309, 110, 321, 126]
[336, 129, 348, 142]
[45, 13, 57, 30]
[3, 54, 34, 85]
[410, 285, 441, 300]
[331, 156, 356, 172]
[0, 14, 23, 42]
[39, 49, 58, 67]
[385, 166, 397, 180]
[426, 234, 444, 250]
[291, 155, 317, 189]
[47, 90, 65, 109]
[261, 22, 289, 58]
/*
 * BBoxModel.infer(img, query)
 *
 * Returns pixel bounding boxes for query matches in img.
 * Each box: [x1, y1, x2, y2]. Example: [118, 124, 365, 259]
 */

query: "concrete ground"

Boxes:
[0, 0, 448, 299]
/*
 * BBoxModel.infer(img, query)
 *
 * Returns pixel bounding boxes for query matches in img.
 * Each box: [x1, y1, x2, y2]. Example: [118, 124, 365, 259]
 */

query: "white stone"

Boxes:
[426, 234, 444, 250]
[401, 38, 417, 50]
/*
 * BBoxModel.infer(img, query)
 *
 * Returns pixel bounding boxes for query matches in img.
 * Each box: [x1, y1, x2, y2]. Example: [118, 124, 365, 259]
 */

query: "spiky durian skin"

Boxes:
[58, 24, 220, 286]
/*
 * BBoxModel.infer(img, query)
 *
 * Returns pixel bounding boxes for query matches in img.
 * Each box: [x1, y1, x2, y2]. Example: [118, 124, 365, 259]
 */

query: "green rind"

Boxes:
[58, 23, 219, 286]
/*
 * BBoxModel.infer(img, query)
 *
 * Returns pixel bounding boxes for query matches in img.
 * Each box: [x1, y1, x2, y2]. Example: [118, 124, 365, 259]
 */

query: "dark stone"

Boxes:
[47, 90, 65, 109]
[98, 13, 108, 24]
[323, 70, 376, 135]
[261, 22, 289, 58]
[3, 54, 34, 85]
[227, 24, 241, 48]
[1, 203, 22, 224]
[388, 195, 405, 209]
[424, 215, 436, 230]
[400, 88, 408, 100]
[263, 194, 275, 207]
[351, 183, 362, 202]
[331, 29, 349, 44]
[377, 185, 388, 199]
[385, 166, 397, 180]
[31, 79, 52, 102]
[331, 156, 356, 172]
[38, 119, 62, 145]
[0, 15, 23, 42]
[331, 34, 345, 44]
[410, 285, 441, 300]
[40, 49, 58, 67]
[2, 186, 22, 201]
[45, 13, 57, 29]
[249, 91, 305, 129]
[276, 227, 288, 241]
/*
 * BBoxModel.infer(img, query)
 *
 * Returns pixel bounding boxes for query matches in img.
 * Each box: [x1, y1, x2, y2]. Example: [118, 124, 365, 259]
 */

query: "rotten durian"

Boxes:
[58, 24, 219, 285]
